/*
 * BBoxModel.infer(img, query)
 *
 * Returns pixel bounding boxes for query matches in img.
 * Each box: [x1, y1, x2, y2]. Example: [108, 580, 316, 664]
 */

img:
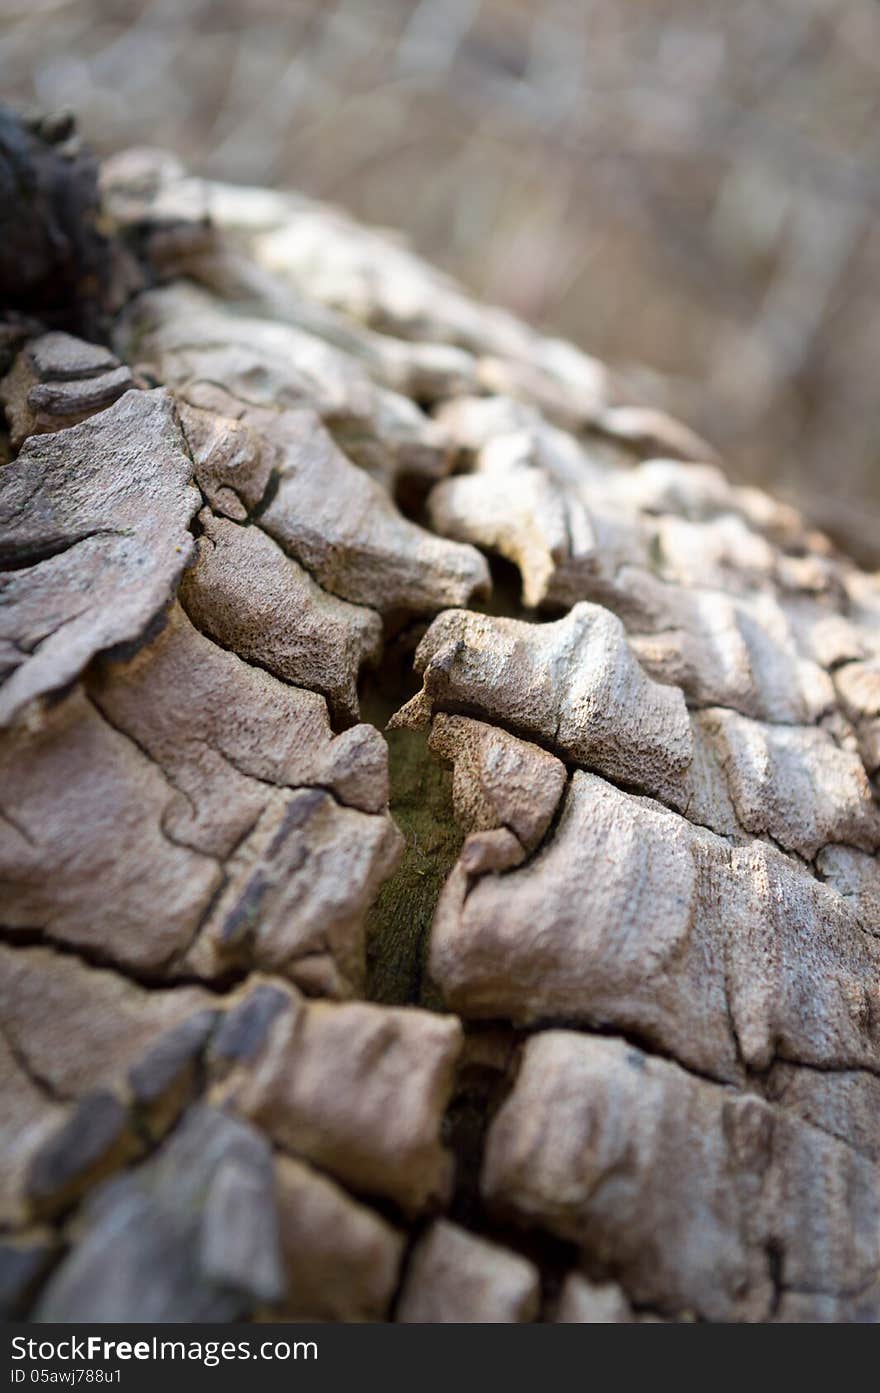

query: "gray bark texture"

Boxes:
[1, 115, 879, 1324]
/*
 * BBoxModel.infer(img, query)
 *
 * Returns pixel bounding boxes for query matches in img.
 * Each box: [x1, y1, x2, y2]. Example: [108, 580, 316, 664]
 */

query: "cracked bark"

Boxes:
[1, 111, 879, 1323]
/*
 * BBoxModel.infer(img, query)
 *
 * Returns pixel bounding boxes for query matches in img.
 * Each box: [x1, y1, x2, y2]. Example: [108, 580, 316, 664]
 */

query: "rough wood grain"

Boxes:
[1, 124, 879, 1323]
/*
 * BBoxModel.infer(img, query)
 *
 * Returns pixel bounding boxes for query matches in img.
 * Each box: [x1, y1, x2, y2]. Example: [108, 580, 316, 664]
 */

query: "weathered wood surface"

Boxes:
[1, 131, 879, 1323]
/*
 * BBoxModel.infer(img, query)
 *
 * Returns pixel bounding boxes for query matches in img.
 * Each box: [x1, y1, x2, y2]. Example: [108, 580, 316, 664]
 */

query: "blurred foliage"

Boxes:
[2, 0, 878, 561]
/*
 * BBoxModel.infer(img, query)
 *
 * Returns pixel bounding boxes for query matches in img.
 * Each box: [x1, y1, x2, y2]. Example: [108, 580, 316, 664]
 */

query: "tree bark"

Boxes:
[1, 114, 879, 1324]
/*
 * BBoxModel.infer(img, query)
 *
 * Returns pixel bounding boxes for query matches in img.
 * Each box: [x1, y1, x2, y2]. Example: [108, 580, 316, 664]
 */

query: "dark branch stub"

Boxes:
[0, 107, 113, 342]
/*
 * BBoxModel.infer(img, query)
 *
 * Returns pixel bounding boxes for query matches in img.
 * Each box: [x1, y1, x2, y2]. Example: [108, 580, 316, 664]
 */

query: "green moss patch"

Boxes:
[364, 723, 462, 1007]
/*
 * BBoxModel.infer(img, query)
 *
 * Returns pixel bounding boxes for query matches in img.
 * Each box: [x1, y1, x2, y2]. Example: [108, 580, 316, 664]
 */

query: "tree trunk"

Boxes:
[1, 113, 879, 1324]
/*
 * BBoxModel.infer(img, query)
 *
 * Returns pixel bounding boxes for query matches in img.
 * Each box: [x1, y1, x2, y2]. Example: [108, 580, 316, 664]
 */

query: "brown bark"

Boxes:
[1, 116, 879, 1323]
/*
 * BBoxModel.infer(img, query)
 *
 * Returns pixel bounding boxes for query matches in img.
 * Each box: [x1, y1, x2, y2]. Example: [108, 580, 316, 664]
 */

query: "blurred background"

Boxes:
[2, 0, 878, 563]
